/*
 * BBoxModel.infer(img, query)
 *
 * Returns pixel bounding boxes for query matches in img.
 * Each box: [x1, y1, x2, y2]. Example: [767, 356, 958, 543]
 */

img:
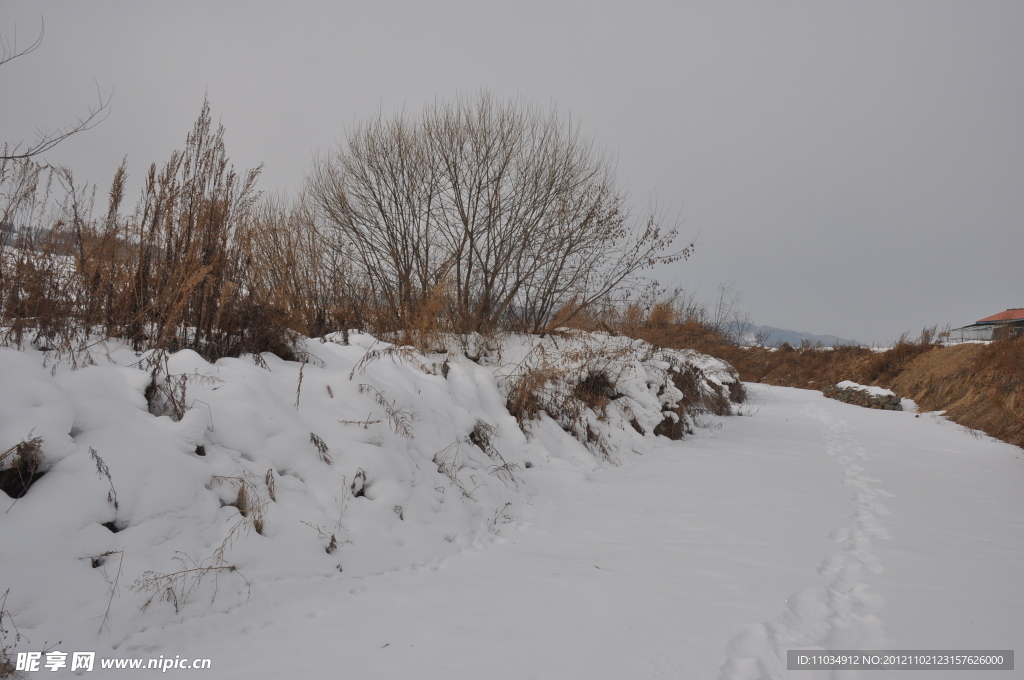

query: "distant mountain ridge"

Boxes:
[735, 323, 863, 348]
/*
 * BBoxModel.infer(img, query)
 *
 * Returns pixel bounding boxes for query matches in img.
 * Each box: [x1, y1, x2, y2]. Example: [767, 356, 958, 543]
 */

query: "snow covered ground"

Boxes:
[2, 337, 1022, 679]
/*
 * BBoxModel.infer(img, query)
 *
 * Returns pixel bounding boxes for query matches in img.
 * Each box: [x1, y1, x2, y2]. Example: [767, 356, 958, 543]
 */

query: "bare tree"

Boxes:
[235, 193, 359, 338]
[308, 91, 691, 334]
[1, 20, 111, 161]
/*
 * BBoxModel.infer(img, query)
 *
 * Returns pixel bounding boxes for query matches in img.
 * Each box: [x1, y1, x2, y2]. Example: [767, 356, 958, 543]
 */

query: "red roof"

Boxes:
[977, 308, 1024, 323]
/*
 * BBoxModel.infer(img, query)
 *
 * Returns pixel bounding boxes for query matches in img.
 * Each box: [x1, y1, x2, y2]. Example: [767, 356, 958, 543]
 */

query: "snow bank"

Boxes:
[0, 331, 742, 657]
[835, 380, 896, 397]
[825, 381, 903, 411]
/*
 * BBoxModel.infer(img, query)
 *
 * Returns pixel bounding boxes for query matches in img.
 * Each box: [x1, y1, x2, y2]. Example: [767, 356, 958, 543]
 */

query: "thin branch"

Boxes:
[1, 19, 113, 160]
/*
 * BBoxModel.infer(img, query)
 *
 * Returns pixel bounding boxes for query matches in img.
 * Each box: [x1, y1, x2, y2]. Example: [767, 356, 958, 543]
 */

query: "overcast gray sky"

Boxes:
[4, 0, 1022, 344]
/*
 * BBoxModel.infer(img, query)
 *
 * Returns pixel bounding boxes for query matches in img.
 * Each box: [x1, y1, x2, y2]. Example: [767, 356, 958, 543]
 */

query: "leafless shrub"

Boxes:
[0, 160, 84, 357]
[123, 99, 263, 358]
[308, 90, 690, 336]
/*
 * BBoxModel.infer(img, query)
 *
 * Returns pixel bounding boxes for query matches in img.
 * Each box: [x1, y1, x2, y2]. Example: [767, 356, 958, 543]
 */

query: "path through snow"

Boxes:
[119, 384, 1024, 679]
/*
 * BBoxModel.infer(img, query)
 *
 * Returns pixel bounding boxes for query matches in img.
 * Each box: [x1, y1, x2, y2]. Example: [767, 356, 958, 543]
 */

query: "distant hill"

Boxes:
[730, 323, 863, 348]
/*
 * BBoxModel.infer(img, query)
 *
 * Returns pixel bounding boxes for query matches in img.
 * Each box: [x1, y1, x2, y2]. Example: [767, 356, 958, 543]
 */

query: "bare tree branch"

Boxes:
[1, 19, 112, 161]
[308, 91, 688, 334]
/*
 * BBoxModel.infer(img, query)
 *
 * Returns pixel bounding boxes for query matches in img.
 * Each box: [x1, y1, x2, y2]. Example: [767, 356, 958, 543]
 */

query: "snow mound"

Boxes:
[836, 380, 896, 397]
[0, 331, 742, 655]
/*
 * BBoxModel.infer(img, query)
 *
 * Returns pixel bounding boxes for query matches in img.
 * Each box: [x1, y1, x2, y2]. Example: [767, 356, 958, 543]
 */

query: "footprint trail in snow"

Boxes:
[718, 403, 892, 680]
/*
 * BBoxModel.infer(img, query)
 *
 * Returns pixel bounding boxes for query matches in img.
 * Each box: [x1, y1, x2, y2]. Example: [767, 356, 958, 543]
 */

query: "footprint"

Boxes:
[719, 406, 891, 678]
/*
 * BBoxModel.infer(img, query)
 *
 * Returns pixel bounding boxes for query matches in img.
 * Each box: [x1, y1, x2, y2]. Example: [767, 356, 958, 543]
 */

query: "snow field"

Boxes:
[0, 330, 742, 670]
[98, 384, 1024, 680]
[3, 335, 1021, 679]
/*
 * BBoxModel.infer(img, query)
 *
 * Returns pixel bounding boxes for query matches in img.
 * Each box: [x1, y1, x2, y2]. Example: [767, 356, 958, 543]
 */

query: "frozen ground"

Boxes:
[2, 338, 1022, 679]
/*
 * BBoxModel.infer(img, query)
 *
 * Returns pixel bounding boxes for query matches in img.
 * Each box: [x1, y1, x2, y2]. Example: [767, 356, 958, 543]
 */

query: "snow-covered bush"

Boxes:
[491, 331, 744, 458]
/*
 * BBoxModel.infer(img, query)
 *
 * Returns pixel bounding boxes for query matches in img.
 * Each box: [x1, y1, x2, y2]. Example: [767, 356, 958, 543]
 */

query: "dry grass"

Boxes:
[500, 340, 635, 459]
[432, 442, 476, 498]
[358, 384, 414, 439]
[0, 589, 21, 679]
[467, 419, 520, 485]
[503, 361, 558, 426]
[300, 521, 348, 555]
[90, 549, 124, 635]
[131, 552, 249, 614]
[712, 328, 1024, 451]
[0, 436, 43, 500]
[0, 100, 363, 363]
[89, 447, 118, 510]
[132, 469, 270, 613]
[142, 358, 223, 422]
[308, 432, 332, 464]
[610, 302, 735, 357]
[211, 473, 269, 538]
[468, 419, 499, 458]
[670, 360, 733, 414]
[719, 344, 873, 388]
[715, 328, 941, 390]
[348, 344, 431, 379]
[890, 337, 1024, 449]
[264, 468, 276, 502]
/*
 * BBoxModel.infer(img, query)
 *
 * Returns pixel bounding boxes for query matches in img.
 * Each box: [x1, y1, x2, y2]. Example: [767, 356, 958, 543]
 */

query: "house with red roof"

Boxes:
[947, 309, 1024, 342]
